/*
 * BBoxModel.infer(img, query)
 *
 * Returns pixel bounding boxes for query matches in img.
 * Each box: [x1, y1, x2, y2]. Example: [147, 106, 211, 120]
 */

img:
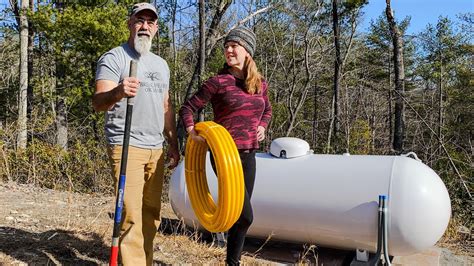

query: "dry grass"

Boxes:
[0, 182, 471, 265]
[0, 182, 308, 265]
[437, 217, 473, 256]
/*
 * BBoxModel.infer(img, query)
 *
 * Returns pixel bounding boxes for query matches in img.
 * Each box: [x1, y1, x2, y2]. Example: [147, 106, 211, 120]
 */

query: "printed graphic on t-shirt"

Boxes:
[142, 71, 167, 94]
[146, 71, 161, 81]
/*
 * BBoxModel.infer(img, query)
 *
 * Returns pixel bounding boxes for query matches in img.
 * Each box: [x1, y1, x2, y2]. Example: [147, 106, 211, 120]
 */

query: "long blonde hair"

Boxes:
[243, 56, 262, 95]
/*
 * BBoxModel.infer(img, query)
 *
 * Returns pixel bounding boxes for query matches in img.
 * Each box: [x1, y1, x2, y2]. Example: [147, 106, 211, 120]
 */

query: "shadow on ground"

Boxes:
[0, 226, 171, 265]
[0, 226, 109, 265]
[0, 218, 356, 265]
[158, 217, 356, 265]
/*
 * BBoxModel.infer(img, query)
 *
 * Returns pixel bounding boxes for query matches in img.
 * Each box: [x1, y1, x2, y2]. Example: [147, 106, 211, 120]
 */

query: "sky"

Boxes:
[360, 0, 474, 34]
[0, 0, 472, 34]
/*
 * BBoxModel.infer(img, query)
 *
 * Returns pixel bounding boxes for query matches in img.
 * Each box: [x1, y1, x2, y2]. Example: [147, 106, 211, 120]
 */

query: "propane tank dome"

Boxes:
[270, 137, 312, 158]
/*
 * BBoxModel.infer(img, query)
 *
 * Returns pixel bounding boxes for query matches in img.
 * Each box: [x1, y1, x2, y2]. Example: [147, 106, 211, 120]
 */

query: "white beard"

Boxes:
[134, 35, 152, 55]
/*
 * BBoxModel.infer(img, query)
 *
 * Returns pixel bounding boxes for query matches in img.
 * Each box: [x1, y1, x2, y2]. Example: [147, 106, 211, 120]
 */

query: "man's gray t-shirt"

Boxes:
[95, 43, 169, 149]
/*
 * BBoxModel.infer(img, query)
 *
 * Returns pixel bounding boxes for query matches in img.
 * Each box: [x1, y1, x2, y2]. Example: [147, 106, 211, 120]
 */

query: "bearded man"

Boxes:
[92, 3, 179, 265]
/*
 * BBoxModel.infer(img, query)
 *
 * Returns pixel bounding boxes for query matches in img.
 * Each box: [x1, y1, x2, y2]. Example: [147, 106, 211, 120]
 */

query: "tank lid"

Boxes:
[270, 137, 312, 158]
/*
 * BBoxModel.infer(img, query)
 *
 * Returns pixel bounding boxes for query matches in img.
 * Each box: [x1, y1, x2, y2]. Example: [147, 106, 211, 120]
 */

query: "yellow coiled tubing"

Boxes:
[185, 121, 245, 232]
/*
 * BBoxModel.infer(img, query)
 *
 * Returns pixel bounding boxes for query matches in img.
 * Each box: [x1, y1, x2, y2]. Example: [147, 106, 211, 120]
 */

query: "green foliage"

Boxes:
[29, 4, 129, 83]
[446, 67, 473, 146]
[365, 13, 413, 81]
[417, 17, 465, 85]
[435, 147, 472, 222]
[0, 31, 19, 123]
[5, 138, 112, 193]
[206, 48, 225, 78]
[27, 3, 130, 136]
[343, 0, 368, 11]
[349, 119, 372, 154]
[268, 102, 288, 136]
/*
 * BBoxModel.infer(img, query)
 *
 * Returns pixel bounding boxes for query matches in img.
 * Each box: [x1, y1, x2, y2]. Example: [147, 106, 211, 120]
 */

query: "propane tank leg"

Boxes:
[350, 195, 385, 266]
[382, 196, 391, 266]
[213, 232, 227, 248]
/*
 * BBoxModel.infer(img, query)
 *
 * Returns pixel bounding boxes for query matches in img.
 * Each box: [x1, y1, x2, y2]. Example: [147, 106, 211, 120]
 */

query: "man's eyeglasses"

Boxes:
[135, 18, 157, 27]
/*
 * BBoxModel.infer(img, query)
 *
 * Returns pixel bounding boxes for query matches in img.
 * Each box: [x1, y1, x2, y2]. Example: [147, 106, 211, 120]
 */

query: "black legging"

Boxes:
[210, 150, 256, 265]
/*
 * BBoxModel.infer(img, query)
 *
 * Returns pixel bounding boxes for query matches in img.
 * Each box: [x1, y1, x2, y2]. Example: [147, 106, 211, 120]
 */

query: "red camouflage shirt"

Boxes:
[180, 71, 272, 150]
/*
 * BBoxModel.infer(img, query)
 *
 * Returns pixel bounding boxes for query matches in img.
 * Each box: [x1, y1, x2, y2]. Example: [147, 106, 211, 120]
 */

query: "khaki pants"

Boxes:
[108, 145, 164, 266]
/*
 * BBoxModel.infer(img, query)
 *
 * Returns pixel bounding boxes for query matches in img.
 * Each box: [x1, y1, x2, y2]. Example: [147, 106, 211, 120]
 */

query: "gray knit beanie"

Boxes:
[224, 26, 256, 57]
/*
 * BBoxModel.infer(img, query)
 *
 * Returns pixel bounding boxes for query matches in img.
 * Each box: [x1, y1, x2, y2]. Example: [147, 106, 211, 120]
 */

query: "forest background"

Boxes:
[0, 0, 472, 247]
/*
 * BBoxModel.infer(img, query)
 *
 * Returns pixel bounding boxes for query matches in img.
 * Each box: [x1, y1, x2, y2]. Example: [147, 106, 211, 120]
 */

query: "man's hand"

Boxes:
[167, 145, 180, 169]
[257, 126, 266, 141]
[93, 77, 140, 112]
[120, 77, 140, 98]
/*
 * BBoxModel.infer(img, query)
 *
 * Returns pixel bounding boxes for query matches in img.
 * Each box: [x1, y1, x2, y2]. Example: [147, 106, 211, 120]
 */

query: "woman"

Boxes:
[179, 26, 272, 265]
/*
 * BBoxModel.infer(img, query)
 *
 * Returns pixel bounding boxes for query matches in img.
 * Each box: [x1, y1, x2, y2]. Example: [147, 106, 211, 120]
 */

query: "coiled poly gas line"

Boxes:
[185, 121, 244, 232]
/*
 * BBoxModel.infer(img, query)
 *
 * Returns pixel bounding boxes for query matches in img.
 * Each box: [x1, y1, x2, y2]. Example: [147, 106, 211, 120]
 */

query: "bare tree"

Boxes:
[54, 1, 68, 150]
[327, 0, 341, 153]
[183, 1, 275, 101]
[285, 5, 322, 137]
[385, 0, 405, 153]
[327, 0, 364, 153]
[17, 0, 29, 149]
[184, 0, 232, 102]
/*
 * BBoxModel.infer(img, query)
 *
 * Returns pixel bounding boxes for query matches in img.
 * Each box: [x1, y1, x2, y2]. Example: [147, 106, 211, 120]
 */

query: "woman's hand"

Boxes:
[257, 126, 266, 141]
[187, 127, 206, 143]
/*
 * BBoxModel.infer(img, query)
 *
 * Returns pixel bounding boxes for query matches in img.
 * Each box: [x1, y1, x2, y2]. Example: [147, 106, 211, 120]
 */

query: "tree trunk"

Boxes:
[170, 0, 178, 104]
[154, 3, 160, 55]
[387, 52, 393, 149]
[386, 0, 405, 153]
[197, 0, 206, 122]
[198, 0, 205, 82]
[17, 0, 29, 149]
[27, 0, 34, 134]
[328, 0, 341, 152]
[52, 1, 68, 150]
[56, 96, 68, 150]
[312, 80, 318, 149]
[55, 59, 67, 150]
[438, 63, 443, 143]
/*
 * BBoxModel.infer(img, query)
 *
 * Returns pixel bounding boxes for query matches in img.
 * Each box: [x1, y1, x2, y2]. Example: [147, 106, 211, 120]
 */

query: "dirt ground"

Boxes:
[0, 182, 318, 265]
[0, 182, 472, 265]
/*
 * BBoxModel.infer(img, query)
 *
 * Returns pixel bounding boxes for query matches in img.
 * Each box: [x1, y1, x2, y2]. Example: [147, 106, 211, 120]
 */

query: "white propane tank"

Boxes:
[169, 138, 451, 256]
